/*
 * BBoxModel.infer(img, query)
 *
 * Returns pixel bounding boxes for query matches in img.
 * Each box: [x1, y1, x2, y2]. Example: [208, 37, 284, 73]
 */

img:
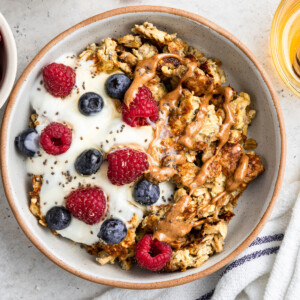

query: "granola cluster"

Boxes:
[29, 22, 263, 272]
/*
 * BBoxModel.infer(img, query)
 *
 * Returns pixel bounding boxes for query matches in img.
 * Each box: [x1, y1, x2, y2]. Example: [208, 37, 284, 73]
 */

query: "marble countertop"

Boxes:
[0, 0, 297, 299]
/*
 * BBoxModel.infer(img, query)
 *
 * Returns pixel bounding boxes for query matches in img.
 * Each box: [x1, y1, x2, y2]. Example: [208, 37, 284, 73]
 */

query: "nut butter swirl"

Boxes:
[125, 53, 248, 243]
[189, 87, 235, 194]
[153, 88, 249, 243]
[124, 53, 197, 182]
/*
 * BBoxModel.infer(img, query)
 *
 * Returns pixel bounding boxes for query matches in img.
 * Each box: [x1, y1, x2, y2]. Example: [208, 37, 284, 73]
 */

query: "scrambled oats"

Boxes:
[30, 23, 263, 272]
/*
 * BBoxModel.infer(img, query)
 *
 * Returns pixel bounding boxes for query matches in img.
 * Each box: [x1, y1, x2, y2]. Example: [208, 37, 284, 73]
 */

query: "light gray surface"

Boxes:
[3, 8, 282, 286]
[0, 0, 297, 299]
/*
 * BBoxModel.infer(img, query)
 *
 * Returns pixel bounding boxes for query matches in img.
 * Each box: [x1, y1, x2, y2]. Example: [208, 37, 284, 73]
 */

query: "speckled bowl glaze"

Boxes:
[0, 6, 286, 289]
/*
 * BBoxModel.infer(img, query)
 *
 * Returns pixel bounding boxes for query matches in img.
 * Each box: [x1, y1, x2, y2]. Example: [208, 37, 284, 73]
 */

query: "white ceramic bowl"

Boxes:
[0, 12, 17, 108]
[0, 6, 286, 289]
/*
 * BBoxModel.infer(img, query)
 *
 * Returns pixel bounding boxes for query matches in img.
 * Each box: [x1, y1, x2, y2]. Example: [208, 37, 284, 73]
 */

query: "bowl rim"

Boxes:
[0, 5, 286, 289]
[0, 12, 17, 108]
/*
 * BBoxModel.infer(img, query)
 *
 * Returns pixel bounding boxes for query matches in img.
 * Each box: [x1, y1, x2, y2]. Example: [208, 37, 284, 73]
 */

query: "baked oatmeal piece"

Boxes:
[132, 22, 177, 46]
[24, 22, 264, 273]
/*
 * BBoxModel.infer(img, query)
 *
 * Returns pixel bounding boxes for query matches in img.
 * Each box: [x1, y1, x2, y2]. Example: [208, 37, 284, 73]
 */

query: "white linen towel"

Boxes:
[94, 180, 300, 300]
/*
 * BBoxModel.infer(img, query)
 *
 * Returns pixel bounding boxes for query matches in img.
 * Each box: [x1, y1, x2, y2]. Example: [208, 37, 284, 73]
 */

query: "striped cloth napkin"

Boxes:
[94, 180, 300, 300]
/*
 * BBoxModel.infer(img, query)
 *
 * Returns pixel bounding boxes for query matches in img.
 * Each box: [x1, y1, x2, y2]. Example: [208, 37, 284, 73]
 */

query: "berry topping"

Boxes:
[15, 128, 39, 157]
[98, 218, 127, 245]
[45, 206, 71, 230]
[66, 187, 106, 225]
[107, 148, 149, 186]
[135, 234, 172, 271]
[43, 63, 76, 97]
[40, 122, 72, 155]
[105, 74, 132, 100]
[122, 86, 159, 127]
[75, 149, 103, 175]
[78, 92, 104, 116]
[133, 180, 160, 205]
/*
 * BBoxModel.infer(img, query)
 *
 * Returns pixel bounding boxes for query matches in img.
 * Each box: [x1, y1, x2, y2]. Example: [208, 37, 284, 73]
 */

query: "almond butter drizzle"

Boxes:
[124, 53, 191, 107]
[124, 53, 197, 182]
[226, 154, 249, 193]
[153, 195, 193, 243]
[153, 87, 246, 243]
[178, 92, 213, 148]
[126, 53, 248, 243]
[189, 87, 235, 194]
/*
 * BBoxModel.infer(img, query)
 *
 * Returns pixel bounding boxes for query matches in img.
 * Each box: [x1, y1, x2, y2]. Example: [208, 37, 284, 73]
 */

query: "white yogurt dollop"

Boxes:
[26, 53, 175, 245]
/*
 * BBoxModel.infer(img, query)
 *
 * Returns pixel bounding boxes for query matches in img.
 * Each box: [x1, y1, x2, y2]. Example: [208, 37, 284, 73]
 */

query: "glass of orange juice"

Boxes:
[271, 0, 300, 97]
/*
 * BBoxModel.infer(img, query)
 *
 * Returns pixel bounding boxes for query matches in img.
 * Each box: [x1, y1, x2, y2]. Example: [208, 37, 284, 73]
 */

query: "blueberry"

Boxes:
[45, 206, 71, 230]
[133, 180, 160, 205]
[75, 149, 103, 175]
[98, 218, 127, 244]
[105, 74, 131, 100]
[15, 128, 39, 157]
[78, 92, 103, 116]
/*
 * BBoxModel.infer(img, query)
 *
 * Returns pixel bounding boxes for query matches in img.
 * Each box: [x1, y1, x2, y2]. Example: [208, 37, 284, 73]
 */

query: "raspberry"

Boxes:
[107, 148, 149, 186]
[122, 86, 159, 127]
[66, 187, 106, 225]
[40, 122, 72, 155]
[135, 234, 172, 271]
[43, 63, 76, 97]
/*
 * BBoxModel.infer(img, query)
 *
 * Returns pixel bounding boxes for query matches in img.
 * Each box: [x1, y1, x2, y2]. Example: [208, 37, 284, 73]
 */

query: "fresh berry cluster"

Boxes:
[75, 149, 103, 175]
[107, 148, 149, 186]
[43, 63, 76, 98]
[40, 122, 72, 155]
[98, 218, 128, 245]
[133, 180, 160, 205]
[135, 234, 172, 271]
[122, 86, 159, 127]
[15, 128, 39, 157]
[105, 74, 132, 100]
[78, 92, 104, 116]
[66, 187, 106, 225]
[46, 206, 71, 230]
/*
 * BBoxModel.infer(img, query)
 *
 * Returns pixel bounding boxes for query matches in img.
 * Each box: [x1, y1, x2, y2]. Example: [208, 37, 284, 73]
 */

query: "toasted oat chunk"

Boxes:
[96, 38, 118, 72]
[187, 46, 206, 63]
[174, 162, 199, 187]
[117, 34, 142, 48]
[78, 43, 98, 61]
[244, 154, 264, 183]
[117, 62, 133, 75]
[119, 51, 138, 66]
[228, 129, 244, 144]
[161, 64, 188, 78]
[96, 251, 116, 265]
[141, 204, 172, 232]
[132, 43, 159, 60]
[145, 75, 168, 102]
[164, 38, 188, 57]
[157, 56, 187, 78]
[183, 68, 214, 96]
[133, 22, 176, 46]
[169, 89, 200, 133]
[230, 92, 253, 132]
[202, 220, 227, 238]
[200, 59, 226, 86]
[164, 221, 227, 271]
[194, 104, 221, 147]
[29, 175, 46, 224]
[218, 143, 243, 177]
[210, 173, 227, 197]
[116, 51, 138, 75]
